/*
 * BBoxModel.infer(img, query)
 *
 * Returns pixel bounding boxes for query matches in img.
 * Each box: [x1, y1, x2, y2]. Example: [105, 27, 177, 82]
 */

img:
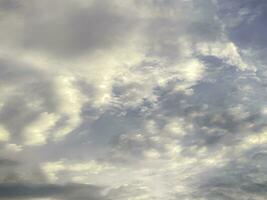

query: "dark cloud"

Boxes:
[0, 183, 106, 200]
[0, 0, 136, 58]
[0, 0, 21, 12]
[217, 0, 267, 65]
[194, 149, 267, 199]
[0, 159, 18, 167]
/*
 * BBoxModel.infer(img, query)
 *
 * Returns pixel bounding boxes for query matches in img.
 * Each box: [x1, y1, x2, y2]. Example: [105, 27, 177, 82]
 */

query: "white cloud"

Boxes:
[22, 112, 59, 146]
[196, 41, 248, 69]
[163, 118, 186, 136]
[42, 160, 114, 183]
[0, 125, 9, 142]
[4, 143, 23, 152]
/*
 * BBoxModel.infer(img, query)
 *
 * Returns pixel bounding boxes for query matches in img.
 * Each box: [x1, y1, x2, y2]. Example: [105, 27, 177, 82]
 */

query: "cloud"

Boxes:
[0, 125, 9, 142]
[194, 147, 267, 199]
[0, 159, 18, 167]
[42, 160, 113, 183]
[0, 0, 267, 199]
[0, 183, 107, 200]
[216, 0, 267, 68]
[0, 0, 137, 58]
[23, 1, 135, 58]
[0, 58, 86, 146]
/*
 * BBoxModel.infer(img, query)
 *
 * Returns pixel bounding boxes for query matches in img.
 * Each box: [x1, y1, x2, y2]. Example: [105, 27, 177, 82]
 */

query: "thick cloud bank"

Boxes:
[0, 0, 267, 199]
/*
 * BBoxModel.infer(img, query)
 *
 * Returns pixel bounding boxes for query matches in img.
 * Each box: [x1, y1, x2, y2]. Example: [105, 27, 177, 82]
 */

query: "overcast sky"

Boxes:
[0, 0, 267, 199]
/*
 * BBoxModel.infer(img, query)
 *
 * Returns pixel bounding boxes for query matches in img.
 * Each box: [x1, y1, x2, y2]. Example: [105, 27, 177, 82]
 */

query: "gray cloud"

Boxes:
[194, 149, 267, 200]
[0, 183, 106, 200]
[0, 0, 136, 58]
[0, 159, 18, 167]
[0, 0, 267, 199]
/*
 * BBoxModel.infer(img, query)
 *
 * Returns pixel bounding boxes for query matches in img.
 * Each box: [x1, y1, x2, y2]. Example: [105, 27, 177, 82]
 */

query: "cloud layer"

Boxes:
[0, 0, 267, 199]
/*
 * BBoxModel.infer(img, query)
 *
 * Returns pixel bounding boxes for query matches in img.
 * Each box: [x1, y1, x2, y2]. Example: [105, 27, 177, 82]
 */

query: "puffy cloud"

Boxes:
[196, 42, 248, 70]
[0, 58, 86, 146]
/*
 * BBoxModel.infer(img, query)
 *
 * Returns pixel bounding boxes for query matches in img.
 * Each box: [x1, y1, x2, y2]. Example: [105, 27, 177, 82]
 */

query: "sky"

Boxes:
[0, 0, 267, 199]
